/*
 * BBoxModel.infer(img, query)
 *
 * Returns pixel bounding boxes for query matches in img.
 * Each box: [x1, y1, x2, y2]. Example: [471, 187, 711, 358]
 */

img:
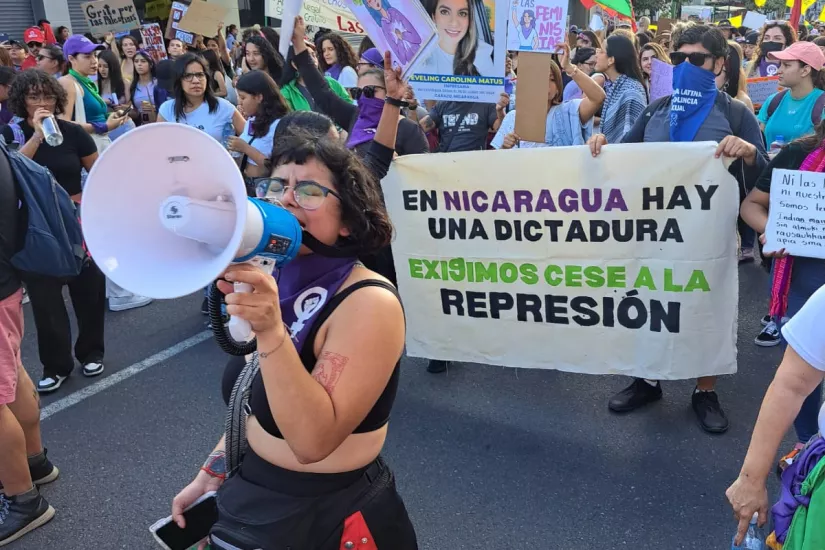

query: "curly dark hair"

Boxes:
[270, 130, 393, 255]
[317, 33, 358, 74]
[246, 35, 284, 82]
[7, 69, 68, 118]
[235, 70, 290, 138]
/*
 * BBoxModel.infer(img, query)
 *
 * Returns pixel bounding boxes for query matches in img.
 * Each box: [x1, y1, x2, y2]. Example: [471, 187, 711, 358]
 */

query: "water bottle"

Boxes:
[731, 513, 766, 550]
[221, 122, 241, 158]
[769, 135, 785, 158]
[41, 115, 63, 147]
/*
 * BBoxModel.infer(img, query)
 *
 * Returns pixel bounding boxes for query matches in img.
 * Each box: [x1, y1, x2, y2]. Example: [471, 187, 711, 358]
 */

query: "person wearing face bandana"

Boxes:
[587, 25, 769, 435]
[286, 17, 428, 158]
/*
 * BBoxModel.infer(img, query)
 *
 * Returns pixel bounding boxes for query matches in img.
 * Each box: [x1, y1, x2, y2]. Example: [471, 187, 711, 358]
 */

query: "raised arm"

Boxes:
[291, 16, 358, 129]
[557, 44, 605, 123]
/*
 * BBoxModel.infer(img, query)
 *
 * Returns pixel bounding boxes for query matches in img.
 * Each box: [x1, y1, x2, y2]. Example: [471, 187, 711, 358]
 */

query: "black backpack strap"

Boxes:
[298, 279, 401, 367]
[766, 89, 787, 121]
[239, 136, 257, 173]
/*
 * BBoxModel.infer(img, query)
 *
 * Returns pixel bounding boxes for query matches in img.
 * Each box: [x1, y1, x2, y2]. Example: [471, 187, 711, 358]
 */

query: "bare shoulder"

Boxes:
[335, 266, 402, 317]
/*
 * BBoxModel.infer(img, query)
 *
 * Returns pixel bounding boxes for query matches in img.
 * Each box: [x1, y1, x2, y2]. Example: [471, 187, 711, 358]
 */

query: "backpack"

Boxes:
[0, 138, 86, 279]
[766, 89, 825, 127]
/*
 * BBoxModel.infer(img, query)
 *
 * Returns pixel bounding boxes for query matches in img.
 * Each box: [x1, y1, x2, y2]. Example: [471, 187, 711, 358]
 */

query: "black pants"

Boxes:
[25, 260, 106, 378]
[211, 450, 418, 550]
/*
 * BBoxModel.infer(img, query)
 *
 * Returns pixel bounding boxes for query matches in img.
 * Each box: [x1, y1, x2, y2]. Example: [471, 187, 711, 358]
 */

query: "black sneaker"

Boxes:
[755, 321, 781, 347]
[0, 450, 58, 493]
[27, 450, 59, 486]
[427, 360, 448, 374]
[691, 389, 729, 433]
[0, 492, 55, 547]
[608, 378, 662, 413]
[36, 375, 67, 394]
[761, 314, 771, 327]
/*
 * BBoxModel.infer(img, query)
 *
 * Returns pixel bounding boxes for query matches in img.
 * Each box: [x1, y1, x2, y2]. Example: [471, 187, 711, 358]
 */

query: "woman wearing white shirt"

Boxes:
[318, 33, 360, 89]
[227, 70, 291, 179]
[726, 284, 825, 546]
[420, 0, 496, 76]
[157, 53, 244, 142]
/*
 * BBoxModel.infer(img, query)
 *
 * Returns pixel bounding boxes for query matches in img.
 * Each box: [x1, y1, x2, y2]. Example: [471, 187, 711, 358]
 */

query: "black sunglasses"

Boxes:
[351, 85, 385, 100]
[669, 51, 714, 66]
[36, 54, 52, 61]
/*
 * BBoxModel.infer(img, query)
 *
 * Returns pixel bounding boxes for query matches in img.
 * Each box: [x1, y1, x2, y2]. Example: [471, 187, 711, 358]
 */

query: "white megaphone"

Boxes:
[81, 123, 302, 348]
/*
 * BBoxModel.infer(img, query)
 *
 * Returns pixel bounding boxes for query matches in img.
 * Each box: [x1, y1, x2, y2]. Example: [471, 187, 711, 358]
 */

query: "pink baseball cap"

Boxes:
[768, 41, 825, 71]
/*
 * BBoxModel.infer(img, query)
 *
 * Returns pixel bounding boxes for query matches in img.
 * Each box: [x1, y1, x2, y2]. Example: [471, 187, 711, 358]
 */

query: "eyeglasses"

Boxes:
[36, 55, 52, 61]
[26, 42, 42, 49]
[669, 51, 714, 66]
[182, 72, 207, 82]
[351, 85, 385, 100]
[254, 178, 341, 211]
[583, 61, 597, 68]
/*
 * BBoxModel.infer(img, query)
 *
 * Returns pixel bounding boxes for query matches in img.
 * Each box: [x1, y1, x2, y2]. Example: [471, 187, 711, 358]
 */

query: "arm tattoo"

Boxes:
[312, 352, 349, 396]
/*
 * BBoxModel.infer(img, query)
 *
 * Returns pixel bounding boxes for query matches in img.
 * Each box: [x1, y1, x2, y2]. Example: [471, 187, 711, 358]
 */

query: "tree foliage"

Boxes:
[635, 0, 673, 17]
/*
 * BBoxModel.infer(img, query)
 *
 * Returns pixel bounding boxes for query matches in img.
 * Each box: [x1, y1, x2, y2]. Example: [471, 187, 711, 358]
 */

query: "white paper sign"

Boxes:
[382, 142, 740, 380]
[742, 11, 767, 30]
[765, 169, 825, 259]
[589, 14, 604, 31]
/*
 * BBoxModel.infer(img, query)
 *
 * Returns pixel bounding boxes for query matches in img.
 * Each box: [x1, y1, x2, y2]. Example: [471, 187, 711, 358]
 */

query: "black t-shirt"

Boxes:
[429, 101, 498, 153]
[756, 142, 809, 193]
[0, 146, 21, 301]
[352, 118, 429, 158]
[0, 119, 97, 196]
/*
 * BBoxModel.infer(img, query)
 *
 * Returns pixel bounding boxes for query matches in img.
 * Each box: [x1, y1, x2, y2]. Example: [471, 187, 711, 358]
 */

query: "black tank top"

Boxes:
[222, 279, 401, 438]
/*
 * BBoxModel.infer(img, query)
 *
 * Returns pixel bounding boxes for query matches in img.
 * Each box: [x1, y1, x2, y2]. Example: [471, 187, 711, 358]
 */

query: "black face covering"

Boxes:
[760, 41, 785, 54]
[301, 231, 360, 258]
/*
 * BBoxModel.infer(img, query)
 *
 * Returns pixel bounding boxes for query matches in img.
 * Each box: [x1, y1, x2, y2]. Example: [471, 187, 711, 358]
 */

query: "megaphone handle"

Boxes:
[227, 281, 254, 342]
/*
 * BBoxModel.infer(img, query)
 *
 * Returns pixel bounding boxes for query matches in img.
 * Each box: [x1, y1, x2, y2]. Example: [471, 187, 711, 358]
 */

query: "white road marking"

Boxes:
[40, 331, 213, 420]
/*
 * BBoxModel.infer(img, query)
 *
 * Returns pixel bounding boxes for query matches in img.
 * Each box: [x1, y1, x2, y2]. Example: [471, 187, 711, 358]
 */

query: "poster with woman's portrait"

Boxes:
[407, 0, 508, 102]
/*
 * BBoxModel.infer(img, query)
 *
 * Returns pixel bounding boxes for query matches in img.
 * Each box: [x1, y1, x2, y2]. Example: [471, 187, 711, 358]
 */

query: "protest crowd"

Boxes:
[0, 4, 825, 549]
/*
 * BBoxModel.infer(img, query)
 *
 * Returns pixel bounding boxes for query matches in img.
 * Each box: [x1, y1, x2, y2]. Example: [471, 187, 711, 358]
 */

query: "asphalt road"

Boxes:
[10, 261, 791, 550]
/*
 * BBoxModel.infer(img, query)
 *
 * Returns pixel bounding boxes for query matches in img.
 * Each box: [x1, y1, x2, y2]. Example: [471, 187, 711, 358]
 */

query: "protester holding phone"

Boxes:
[129, 50, 168, 125]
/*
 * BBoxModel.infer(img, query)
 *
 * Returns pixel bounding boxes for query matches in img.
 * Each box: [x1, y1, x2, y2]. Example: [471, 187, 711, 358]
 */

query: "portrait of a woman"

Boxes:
[418, 0, 496, 76]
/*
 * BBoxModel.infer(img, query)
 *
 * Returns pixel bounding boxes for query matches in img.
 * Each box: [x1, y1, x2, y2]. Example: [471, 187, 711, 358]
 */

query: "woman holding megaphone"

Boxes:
[171, 53, 417, 550]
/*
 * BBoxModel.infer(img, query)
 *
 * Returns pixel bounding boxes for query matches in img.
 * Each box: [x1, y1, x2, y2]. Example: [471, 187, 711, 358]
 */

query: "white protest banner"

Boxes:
[507, 0, 568, 52]
[764, 169, 825, 259]
[266, 0, 365, 34]
[82, 0, 141, 36]
[382, 142, 739, 380]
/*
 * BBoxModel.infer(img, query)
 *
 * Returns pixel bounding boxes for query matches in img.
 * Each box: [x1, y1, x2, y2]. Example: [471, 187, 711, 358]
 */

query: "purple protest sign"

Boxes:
[650, 58, 673, 102]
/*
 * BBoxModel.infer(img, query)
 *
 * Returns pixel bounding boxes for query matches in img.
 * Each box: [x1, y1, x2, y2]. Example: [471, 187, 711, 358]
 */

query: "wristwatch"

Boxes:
[384, 96, 409, 108]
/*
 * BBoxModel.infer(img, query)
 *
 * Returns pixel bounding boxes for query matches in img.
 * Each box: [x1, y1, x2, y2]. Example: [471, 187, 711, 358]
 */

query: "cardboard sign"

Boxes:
[764, 169, 825, 259]
[82, 0, 141, 36]
[140, 23, 168, 62]
[165, 1, 195, 44]
[178, 0, 227, 38]
[742, 11, 767, 29]
[514, 52, 552, 143]
[747, 76, 782, 107]
[655, 18, 673, 36]
[381, 141, 740, 379]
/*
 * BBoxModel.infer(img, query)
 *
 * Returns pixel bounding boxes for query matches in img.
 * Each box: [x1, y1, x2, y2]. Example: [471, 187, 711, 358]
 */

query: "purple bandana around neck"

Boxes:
[325, 64, 343, 81]
[347, 95, 384, 149]
[521, 22, 533, 39]
[277, 254, 358, 353]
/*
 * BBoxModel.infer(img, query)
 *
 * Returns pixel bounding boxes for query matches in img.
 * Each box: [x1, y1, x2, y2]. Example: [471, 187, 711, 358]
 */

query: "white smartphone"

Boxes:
[149, 491, 218, 550]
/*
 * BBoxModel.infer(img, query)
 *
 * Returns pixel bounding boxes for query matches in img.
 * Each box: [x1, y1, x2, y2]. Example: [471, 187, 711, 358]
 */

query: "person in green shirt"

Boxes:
[758, 41, 825, 148]
[279, 39, 352, 113]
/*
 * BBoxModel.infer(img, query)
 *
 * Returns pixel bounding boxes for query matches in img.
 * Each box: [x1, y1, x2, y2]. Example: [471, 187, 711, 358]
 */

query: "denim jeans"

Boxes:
[779, 256, 825, 442]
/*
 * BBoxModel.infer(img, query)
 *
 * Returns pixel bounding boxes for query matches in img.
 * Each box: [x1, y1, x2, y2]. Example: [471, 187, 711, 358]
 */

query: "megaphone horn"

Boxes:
[81, 123, 302, 350]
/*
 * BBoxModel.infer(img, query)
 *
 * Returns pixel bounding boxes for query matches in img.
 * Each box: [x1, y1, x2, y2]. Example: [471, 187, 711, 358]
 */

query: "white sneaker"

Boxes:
[109, 295, 152, 312]
[82, 362, 105, 377]
[37, 375, 67, 394]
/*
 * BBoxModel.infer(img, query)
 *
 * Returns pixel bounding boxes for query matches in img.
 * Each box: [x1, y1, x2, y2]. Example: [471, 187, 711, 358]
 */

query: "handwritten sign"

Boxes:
[507, 0, 568, 52]
[765, 169, 825, 259]
[82, 0, 141, 36]
[747, 76, 782, 107]
[649, 58, 673, 102]
[267, 0, 365, 34]
[165, 1, 194, 44]
[140, 23, 167, 62]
